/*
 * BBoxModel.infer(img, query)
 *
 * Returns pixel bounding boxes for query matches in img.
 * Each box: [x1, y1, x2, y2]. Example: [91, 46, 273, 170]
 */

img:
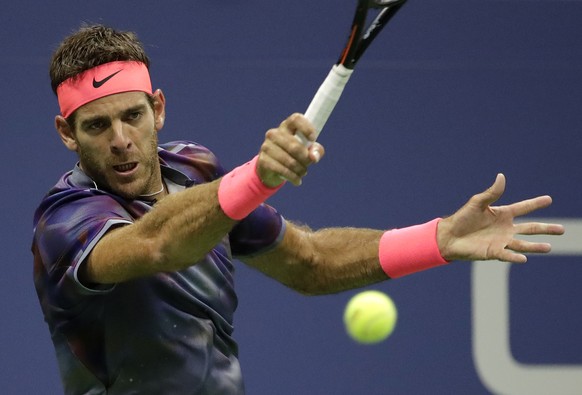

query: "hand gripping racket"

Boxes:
[296, 0, 408, 145]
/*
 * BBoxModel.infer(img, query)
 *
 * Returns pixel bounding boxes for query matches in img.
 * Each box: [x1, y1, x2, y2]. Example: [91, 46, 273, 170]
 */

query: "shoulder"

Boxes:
[158, 141, 216, 158]
[158, 141, 226, 181]
[34, 188, 134, 230]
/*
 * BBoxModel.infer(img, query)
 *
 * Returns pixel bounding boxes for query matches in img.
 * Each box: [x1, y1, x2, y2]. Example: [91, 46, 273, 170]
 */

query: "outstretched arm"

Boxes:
[243, 174, 565, 295]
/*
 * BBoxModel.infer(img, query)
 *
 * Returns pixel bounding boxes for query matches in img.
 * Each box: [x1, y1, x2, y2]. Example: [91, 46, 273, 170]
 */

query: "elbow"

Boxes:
[287, 280, 338, 297]
[286, 282, 324, 297]
[281, 256, 331, 296]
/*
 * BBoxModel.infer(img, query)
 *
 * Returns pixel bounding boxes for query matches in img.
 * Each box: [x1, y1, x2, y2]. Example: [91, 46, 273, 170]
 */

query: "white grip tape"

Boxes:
[296, 64, 354, 145]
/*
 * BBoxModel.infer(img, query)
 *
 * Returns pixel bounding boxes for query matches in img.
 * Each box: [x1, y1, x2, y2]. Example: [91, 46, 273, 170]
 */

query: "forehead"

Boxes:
[75, 91, 150, 120]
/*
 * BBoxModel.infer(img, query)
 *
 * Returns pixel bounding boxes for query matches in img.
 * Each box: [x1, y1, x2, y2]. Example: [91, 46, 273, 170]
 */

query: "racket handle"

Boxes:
[296, 64, 354, 145]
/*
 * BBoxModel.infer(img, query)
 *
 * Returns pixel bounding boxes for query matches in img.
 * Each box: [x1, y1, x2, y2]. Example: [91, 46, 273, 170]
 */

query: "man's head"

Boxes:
[52, 24, 166, 200]
[50, 24, 155, 126]
[50, 24, 150, 95]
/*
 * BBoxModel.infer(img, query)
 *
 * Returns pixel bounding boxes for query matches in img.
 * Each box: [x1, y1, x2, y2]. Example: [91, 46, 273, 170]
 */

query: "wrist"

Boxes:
[378, 218, 449, 279]
[218, 155, 284, 220]
[435, 216, 454, 261]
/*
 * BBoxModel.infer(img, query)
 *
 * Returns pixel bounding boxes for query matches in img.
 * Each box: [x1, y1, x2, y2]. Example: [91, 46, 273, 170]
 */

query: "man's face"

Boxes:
[66, 91, 164, 199]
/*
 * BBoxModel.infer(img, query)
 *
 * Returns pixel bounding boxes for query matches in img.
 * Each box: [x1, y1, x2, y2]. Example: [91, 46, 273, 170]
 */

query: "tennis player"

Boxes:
[32, 24, 564, 394]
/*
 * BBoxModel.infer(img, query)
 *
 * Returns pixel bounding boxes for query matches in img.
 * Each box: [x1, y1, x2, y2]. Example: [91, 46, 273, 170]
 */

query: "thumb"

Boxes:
[475, 173, 506, 209]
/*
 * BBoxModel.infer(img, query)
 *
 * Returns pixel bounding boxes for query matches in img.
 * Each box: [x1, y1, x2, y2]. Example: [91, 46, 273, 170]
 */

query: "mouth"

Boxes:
[113, 162, 138, 174]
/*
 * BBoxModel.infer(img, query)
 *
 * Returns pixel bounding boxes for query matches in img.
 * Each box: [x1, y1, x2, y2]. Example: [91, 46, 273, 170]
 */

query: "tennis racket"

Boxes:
[296, 0, 408, 145]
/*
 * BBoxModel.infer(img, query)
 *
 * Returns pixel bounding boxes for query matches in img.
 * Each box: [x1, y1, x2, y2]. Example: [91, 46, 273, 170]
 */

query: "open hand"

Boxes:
[436, 174, 565, 263]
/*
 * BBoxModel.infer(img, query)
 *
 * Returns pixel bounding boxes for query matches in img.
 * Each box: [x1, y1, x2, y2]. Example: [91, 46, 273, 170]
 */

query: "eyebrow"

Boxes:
[79, 103, 149, 130]
[80, 115, 109, 130]
[122, 104, 148, 117]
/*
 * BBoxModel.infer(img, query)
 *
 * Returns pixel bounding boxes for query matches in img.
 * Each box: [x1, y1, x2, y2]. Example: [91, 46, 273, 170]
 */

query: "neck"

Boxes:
[139, 182, 165, 198]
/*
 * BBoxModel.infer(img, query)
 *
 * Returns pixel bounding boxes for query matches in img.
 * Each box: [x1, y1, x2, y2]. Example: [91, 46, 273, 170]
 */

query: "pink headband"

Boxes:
[56, 61, 153, 118]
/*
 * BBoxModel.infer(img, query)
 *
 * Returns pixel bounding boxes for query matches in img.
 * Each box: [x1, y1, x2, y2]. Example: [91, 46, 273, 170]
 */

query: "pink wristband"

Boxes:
[379, 218, 449, 279]
[218, 156, 284, 220]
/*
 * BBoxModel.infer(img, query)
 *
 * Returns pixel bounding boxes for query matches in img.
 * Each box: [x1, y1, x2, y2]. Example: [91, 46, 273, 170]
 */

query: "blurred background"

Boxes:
[1, 1, 580, 394]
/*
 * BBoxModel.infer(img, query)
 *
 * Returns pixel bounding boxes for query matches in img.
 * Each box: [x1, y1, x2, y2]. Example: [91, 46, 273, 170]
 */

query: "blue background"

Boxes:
[1, 1, 580, 394]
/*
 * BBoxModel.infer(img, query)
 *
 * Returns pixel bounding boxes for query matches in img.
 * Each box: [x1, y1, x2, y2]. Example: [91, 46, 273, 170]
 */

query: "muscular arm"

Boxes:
[242, 174, 565, 295]
[81, 114, 320, 286]
[242, 221, 388, 295]
[82, 180, 237, 284]
[82, 115, 564, 288]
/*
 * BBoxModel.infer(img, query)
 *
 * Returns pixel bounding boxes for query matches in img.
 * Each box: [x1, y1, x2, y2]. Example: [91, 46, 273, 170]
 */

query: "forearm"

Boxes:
[301, 227, 389, 294]
[84, 180, 236, 284]
[245, 224, 388, 295]
[244, 219, 452, 295]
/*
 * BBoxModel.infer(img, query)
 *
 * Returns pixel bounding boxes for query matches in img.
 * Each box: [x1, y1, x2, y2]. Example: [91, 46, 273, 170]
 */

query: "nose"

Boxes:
[110, 120, 132, 154]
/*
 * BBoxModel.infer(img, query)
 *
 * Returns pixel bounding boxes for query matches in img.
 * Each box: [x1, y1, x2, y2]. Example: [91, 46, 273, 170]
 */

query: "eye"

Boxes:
[127, 111, 143, 122]
[84, 119, 108, 133]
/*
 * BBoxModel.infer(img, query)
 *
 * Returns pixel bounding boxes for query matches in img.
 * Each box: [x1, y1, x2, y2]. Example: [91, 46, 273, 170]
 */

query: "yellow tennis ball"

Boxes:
[343, 290, 398, 344]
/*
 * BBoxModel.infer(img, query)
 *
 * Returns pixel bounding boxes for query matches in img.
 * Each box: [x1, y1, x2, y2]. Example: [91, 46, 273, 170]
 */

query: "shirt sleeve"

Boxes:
[228, 203, 286, 258]
[33, 190, 134, 301]
[158, 141, 286, 258]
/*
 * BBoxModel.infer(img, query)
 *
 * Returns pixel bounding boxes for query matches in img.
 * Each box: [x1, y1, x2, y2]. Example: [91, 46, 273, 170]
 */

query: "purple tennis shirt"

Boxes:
[32, 142, 285, 394]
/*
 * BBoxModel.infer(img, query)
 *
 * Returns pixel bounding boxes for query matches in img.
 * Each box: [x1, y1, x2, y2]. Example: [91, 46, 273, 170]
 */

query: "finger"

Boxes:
[259, 140, 309, 186]
[279, 168, 307, 186]
[514, 221, 565, 236]
[506, 195, 553, 217]
[264, 127, 311, 166]
[263, 150, 308, 183]
[280, 113, 317, 143]
[309, 143, 325, 164]
[506, 238, 552, 254]
[472, 173, 506, 209]
[496, 249, 528, 264]
[260, 153, 306, 186]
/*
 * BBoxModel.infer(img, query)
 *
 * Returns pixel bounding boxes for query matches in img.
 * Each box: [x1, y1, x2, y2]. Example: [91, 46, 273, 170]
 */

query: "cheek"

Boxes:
[139, 128, 159, 152]
[77, 140, 108, 169]
[78, 139, 100, 156]
[78, 146, 101, 169]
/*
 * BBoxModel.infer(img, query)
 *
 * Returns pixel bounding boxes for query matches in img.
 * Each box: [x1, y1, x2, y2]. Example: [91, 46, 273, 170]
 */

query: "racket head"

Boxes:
[337, 0, 407, 69]
[370, 0, 406, 8]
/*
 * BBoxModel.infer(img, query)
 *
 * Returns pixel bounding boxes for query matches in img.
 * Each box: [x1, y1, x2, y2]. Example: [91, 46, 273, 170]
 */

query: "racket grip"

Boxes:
[296, 64, 353, 145]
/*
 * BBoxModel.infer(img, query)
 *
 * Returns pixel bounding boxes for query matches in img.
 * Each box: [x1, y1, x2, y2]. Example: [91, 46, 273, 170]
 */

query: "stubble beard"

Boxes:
[78, 134, 161, 200]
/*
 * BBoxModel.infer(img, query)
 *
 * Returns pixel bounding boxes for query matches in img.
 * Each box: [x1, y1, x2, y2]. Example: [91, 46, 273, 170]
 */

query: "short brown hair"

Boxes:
[50, 24, 150, 94]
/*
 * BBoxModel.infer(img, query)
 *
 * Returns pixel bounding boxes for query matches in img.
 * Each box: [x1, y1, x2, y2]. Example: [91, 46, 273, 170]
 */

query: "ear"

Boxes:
[55, 116, 78, 152]
[152, 89, 166, 131]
